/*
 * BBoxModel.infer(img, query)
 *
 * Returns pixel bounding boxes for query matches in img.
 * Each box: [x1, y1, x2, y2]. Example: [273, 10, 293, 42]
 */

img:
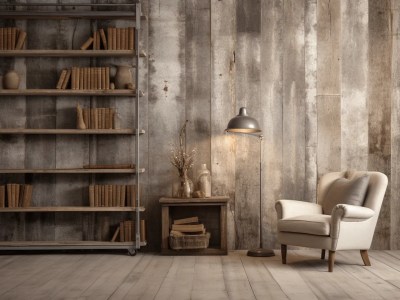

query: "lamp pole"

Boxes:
[259, 134, 263, 249]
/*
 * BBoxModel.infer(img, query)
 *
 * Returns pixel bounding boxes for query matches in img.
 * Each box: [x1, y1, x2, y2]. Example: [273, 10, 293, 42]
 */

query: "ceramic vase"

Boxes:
[115, 65, 134, 89]
[3, 70, 20, 89]
[197, 164, 211, 197]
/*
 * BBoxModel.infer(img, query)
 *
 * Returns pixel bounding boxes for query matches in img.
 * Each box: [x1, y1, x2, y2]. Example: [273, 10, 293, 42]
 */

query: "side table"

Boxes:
[159, 196, 229, 255]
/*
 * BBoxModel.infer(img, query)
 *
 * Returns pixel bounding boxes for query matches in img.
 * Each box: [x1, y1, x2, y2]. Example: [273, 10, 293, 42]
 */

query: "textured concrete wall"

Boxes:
[0, 0, 399, 250]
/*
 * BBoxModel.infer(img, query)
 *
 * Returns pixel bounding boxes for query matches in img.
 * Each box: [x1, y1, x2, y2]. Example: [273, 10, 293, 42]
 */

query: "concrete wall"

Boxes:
[0, 0, 399, 250]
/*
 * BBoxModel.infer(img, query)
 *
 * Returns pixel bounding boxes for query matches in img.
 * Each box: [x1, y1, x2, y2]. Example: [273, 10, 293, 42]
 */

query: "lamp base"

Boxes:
[247, 248, 275, 257]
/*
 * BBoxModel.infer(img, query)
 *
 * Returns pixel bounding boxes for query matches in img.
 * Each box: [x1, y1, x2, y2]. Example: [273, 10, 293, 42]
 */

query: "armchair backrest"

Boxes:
[317, 171, 388, 214]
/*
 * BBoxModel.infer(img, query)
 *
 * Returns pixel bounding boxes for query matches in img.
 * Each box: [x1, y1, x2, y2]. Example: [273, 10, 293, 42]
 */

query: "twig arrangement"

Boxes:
[170, 120, 197, 177]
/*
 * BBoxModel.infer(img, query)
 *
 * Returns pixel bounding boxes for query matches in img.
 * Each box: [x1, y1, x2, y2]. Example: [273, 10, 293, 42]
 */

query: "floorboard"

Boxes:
[0, 250, 400, 299]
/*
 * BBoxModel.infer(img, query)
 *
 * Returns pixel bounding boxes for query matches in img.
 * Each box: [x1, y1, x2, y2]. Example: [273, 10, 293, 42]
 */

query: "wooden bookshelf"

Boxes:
[0, 89, 137, 97]
[0, 168, 145, 174]
[0, 50, 146, 57]
[0, 207, 145, 212]
[0, 129, 144, 135]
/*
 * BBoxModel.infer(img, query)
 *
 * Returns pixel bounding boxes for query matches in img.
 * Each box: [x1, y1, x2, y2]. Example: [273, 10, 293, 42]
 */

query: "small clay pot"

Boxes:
[3, 70, 20, 89]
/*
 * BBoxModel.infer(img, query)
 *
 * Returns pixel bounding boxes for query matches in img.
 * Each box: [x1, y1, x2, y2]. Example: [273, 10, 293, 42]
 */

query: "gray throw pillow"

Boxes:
[322, 174, 370, 214]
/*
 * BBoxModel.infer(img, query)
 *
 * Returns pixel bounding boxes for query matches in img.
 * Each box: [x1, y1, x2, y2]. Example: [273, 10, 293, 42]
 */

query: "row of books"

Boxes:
[89, 184, 141, 207]
[80, 107, 117, 130]
[0, 27, 26, 50]
[0, 184, 33, 208]
[56, 67, 111, 90]
[81, 27, 135, 51]
[111, 219, 145, 242]
[169, 216, 206, 236]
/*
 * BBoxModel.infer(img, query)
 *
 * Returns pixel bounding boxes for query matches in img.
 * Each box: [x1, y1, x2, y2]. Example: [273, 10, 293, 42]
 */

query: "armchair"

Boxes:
[275, 171, 388, 272]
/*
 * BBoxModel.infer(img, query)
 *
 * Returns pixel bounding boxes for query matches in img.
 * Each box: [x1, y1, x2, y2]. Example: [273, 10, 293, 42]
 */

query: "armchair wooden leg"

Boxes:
[360, 250, 371, 266]
[328, 251, 335, 272]
[321, 249, 326, 260]
[281, 244, 287, 264]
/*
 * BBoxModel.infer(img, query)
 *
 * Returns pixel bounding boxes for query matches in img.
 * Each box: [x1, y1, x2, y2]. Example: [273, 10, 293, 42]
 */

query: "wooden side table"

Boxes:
[159, 196, 229, 255]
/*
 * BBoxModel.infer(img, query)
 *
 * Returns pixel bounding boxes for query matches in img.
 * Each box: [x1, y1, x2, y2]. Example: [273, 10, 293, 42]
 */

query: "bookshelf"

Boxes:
[0, 3, 145, 255]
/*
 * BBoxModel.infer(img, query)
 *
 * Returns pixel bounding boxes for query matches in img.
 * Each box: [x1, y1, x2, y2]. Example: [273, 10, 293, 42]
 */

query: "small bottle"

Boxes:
[197, 164, 211, 197]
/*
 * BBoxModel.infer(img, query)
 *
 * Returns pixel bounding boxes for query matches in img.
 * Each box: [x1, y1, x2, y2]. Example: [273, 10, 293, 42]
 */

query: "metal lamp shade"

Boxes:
[225, 107, 261, 134]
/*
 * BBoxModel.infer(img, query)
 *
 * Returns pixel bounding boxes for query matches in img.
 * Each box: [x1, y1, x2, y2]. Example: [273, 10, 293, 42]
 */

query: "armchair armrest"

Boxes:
[332, 204, 375, 221]
[275, 200, 322, 219]
[330, 204, 375, 239]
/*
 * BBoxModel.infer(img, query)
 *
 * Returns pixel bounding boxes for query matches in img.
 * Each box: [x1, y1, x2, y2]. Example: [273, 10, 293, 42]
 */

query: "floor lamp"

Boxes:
[225, 107, 275, 257]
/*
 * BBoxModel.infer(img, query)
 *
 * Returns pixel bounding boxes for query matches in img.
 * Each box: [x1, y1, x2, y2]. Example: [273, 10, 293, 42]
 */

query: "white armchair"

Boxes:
[275, 171, 388, 272]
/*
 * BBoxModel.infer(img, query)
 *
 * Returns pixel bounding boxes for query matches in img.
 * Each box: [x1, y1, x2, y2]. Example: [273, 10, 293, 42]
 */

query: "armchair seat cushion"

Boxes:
[278, 214, 331, 236]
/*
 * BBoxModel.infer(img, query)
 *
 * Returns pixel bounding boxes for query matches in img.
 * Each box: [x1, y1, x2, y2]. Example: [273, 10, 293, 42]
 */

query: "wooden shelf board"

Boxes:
[0, 50, 146, 57]
[0, 128, 144, 135]
[0, 11, 147, 20]
[159, 196, 229, 204]
[161, 248, 227, 256]
[0, 89, 137, 97]
[0, 241, 147, 250]
[0, 206, 144, 212]
[0, 168, 145, 174]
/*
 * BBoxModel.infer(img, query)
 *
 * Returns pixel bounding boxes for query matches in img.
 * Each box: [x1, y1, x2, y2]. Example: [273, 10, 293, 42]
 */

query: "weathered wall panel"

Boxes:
[210, 0, 237, 249]
[260, 0, 283, 249]
[234, 0, 261, 250]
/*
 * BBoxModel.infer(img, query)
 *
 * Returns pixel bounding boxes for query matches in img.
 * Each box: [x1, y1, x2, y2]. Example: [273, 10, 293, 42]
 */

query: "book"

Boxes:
[116, 28, 121, 50]
[0, 185, 4, 208]
[101, 67, 106, 90]
[71, 67, 76, 90]
[61, 69, 71, 89]
[107, 27, 112, 50]
[99, 28, 107, 50]
[173, 216, 199, 225]
[89, 185, 95, 207]
[96, 31, 101, 50]
[93, 30, 97, 50]
[97, 67, 102, 90]
[14, 184, 20, 208]
[121, 185, 126, 207]
[56, 69, 67, 89]
[112, 27, 117, 50]
[128, 27, 134, 50]
[105, 67, 110, 90]
[0, 28, 3, 50]
[22, 185, 33, 208]
[6, 184, 11, 207]
[171, 224, 205, 233]
[111, 226, 120, 242]
[116, 185, 122, 206]
[79, 68, 84, 90]
[80, 36, 94, 50]
[7, 27, 12, 50]
[3, 28, 7, 50]
[94, 185, 99, 207]
[140, 219, 146, 242]
[121, 28, 126, 50]
[11, 28, 16, 50]
[15, 30, 26, 50]
[104, 184, 109, 207]
[124, 220, 130, 241]
[119, 221, 125, 242]
[125, 27, 129, 50]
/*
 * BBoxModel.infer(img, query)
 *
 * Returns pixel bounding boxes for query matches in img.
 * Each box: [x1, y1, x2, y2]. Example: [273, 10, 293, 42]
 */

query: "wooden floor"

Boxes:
[1, 250, 400, 299]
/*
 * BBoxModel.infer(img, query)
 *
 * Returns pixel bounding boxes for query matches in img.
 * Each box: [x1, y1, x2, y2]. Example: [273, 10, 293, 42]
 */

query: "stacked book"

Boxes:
[80, 107, 116, 130]
[170, 216, 206, 237]
[111, 219, 146, 242]
[88, 184, 141, 207]
[80, 27, 135, 51]
[0, 184, 33, 208]
[56, 67, 111, 90]
[0, 27, 26, 50]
